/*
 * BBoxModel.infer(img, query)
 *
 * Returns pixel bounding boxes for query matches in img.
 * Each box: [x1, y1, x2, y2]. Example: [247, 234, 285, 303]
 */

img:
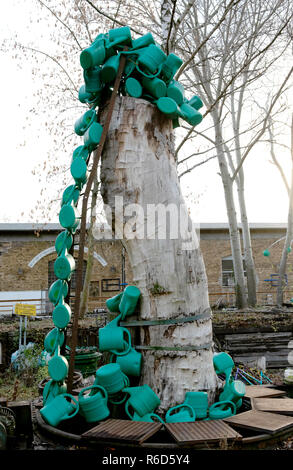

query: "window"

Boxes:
[221, 256, 246, 287]
[48, 259, 87, 290]
[102, 278, 121, 292]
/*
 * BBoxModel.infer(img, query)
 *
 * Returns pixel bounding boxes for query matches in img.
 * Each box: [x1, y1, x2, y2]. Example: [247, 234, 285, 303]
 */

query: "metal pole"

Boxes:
[67, 51, 127, 394]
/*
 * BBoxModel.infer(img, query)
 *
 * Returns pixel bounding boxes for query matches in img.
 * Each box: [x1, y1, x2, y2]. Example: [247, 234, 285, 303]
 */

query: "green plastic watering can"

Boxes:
[99, 325, 132, 356]
[74, 109, 97, 136]
[106, 292, 123, 313]
[142, 76, 167, 99]
[188, 94, 203, 110]
[52, 301, 72, 329]
[184, 391, 209, 419]
[79, 385, 110, 423]
[72, 145, 89, 163]
[61, 184, 80, 207]
[131, 32, 155, 50]
[110, 347, 142, 377]
[83, 66, 103, 93]
[70, 157, 88, 187]
[156, 96, 184, 120]
[48, 346, 69, 382]
[213, 352, 235, 383]
[78, 84, 95, 103]
[55, 230, 73, 256]
[42, 379, 67, 405]
[135, 44, 167, 77]
[54, 251, 76, 281]
[59, 204, 80, 231]
[180, 102, 202, 126]
[44, 328, 65, 355]
[166, 79, 185, 106]
[219, 379, 245, 410]
[124, 385, 160, 418]
[80, 38, 106, 70]
[160, 53, 183, 84]
[83, 121, 103, 150]
[125, 77, 142, 98]
[100, 54, 121, 83]
[208, 400, 236, 420]
[48, 279, 68, 305]
[119, 285, 141, 319]
[94, 363, 129, 396]
[165, 404, 196, 423]
[132, 412, 165, 424]
[40, 393, 79, 428]
[108, 26, 133, 49]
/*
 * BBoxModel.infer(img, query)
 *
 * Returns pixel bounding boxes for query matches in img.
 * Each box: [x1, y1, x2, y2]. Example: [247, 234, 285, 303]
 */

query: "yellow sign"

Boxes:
[15, 303, 36, 316]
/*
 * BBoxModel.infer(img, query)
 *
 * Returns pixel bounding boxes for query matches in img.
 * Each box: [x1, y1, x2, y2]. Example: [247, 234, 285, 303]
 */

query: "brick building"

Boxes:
[0, 222, 291, 316]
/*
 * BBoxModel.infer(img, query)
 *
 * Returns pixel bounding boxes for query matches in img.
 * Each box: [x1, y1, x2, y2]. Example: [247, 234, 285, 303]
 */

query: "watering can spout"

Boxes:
[122, 386, 142, 396]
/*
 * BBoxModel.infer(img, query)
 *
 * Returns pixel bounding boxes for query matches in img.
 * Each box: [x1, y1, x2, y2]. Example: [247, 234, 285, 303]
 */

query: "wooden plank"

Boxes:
[244, 385, 286, 399]
[82, 419, 162, 445]
[251, 398, 293, 415]
[224, 410, 293, 434]
[165, 420, 242, 445]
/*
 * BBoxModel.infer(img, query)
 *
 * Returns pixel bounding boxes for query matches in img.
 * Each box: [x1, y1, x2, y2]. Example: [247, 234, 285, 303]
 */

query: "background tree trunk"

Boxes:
[100, 96, 218, 411]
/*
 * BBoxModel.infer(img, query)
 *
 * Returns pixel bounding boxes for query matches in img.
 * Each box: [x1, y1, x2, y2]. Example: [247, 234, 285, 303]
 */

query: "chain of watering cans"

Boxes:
[78, 26, 204, 130]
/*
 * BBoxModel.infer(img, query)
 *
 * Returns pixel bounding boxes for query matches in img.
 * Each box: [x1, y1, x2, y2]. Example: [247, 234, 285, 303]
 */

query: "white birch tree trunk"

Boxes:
[100, 96, 218, 411]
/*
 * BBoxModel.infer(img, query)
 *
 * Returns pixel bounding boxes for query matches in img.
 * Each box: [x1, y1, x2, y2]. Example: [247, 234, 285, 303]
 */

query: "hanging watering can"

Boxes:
[72, 145, 89, 163]
[59, 204, 80, 231]
[94, 363, 129, 396]
[110, 346, 142, 377]
[165, 403, 196, 423]
[108, 26, 132, 49]
[54, 251, 76, 281]
[142, 76, 167, 99]
[74, 109, 97, 136]
[48, 279, 68, 305]
[80, 39, 106, 70]
[119, 285, 141, 319]
[180, 102, 203, 126]
[99, 325, 132, 356]
[132, 412, 165, 424]
[135, 44, 167, 77]
[132, 32, 155, 51]
[188, 94, 203, 110]
[219, 379, 245, 410]
[78, 84, 96, 104]
[55, 230, 73, 256]
[48, 347, 69, 382]
[83, 66, 103, 94]
[61, 184, 80, 206]
[40, 393, 79, 428]
[78, 385, 110, 423]
[106, 292, 123, 313]
[83, 121, 103, 150]
[124, 385, 160, 418]
[125, 77, 142, 98]
[70, 157, 88, 187]
[161, 53, 183, 83]
[100, 54, 121, 83]
[42, 379, 67, 405]
[208, 400, 236, 420]
[44, 328, 65, 355]
[184, 391, 209, 419]
[52, 302, 72, 329]
[156, 96, 183, 120]
[166, 80, 185, 106]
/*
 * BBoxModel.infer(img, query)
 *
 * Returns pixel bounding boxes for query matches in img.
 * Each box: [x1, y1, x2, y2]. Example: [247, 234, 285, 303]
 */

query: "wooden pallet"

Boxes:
[81, 419, 162, 445]
[251, 397, 293, 415]
[165, 420, 242, 445]
[244, 385, 286, 399]
[224, 409, 293, 434]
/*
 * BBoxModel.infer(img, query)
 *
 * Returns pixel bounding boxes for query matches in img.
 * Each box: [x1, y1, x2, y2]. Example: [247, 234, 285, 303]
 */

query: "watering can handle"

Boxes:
[62, 393, 80, 420]
[110, 328, 132, 356]
[79, 385, 108, 401]
[209, 400, 236, 414]
[166, 403, 195, 419]
[148, 413, 165, 424]
[135, 63, 163, 79]
[125, 400, 135, 420]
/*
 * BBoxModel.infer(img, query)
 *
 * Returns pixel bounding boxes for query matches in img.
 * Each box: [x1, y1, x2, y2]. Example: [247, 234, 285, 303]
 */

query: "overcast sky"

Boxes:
[0, 1, 291, 225]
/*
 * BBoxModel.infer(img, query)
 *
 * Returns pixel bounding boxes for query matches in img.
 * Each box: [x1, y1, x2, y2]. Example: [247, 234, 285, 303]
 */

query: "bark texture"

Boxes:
[100, 96, 218, 411]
